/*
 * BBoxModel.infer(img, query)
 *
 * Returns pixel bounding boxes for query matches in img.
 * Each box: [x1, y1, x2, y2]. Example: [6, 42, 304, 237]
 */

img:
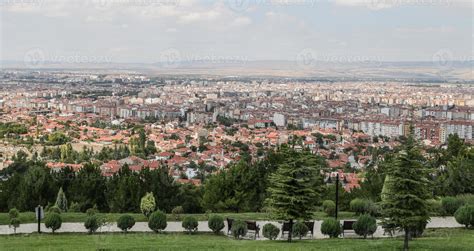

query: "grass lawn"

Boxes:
[0, 228, 472, 251]
[0, 211, 355, 225]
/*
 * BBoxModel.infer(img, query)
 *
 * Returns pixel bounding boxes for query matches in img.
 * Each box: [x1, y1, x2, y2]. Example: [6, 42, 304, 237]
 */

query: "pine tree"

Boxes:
[55, 187, 68, 212]
[381, 137, 430, 251]
[265, 149, 324, 242]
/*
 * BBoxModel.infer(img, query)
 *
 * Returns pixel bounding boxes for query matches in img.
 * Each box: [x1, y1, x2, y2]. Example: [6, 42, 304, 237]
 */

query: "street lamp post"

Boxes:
[335, 173, 339, 220]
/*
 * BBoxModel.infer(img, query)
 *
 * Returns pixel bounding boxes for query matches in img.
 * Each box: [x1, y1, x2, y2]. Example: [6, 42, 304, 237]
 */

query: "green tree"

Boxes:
[265, 149, 324, 242]
[140, 192, 156, 218]
[381, 137, 431, 251]
[55, 187, 68, 212]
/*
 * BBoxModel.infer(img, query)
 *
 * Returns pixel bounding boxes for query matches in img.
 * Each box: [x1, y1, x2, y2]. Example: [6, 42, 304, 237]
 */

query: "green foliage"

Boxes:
[381, 136, 431, 250]
[148, 211, 167, 233]
[322, 200, 336, 217]
[140, 192, 156, 218]
[353, 214, 377, 238]
[117, 215, 135, 232]
[321, 218, 341, 238]
[0, 122, 27, 138]
[86, 207, 99, 216]
[426, 199, 443, 216]
[48, 206, 61, 214]
[454, 205, 474, 228]
[202, 158, 273, 212]
[172, 206, 184, 220]
[69, 202, 81, 213]
[44, 213, 62, 233]
[8, 208, 19, 219]
[9, 218, 20, 233]
[266, 148, 324, 221]
[55, 187, 68, 212]
[441, 197, 464, 215]
[457, 194, 474, 206]
[350, 198, 367, 215]
[262, 223, 280, 240]
[182, 216, 198, 234]
[47, 132, 70, 146]
[292, 222, 309, 240]
[231, 220, 248, 239]
[84, 216, 100, 234]
[208, 215, 225, 234]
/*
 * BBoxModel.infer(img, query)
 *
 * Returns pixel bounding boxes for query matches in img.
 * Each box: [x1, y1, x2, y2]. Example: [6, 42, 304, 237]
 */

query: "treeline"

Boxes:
[0, 159, 201, 213]
[0, 134, 472, 216]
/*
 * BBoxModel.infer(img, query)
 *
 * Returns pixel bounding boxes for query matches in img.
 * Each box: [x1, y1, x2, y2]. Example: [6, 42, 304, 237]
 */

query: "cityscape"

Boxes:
[0, 0, 473, 250]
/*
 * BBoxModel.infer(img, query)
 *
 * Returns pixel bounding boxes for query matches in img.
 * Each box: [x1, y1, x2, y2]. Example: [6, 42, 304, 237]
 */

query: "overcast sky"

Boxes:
[0, 0, 472, 64]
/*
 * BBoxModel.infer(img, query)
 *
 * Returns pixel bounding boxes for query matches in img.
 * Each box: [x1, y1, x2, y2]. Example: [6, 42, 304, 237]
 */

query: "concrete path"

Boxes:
[0, 217, 462, 240]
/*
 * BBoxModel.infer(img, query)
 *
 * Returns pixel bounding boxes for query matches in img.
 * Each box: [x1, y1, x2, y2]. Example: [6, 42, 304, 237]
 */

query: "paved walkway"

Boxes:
[0, 217, 462, 240]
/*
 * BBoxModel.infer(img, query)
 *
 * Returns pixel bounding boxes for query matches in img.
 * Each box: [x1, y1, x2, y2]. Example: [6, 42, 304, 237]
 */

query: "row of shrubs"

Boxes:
[322, 198, 380, 217]
[322, 194, 474, 218]
[8, 204, 474, 237]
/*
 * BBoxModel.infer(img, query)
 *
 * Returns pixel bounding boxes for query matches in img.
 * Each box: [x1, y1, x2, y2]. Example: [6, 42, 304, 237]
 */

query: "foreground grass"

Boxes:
[0, 211, 355, 225]
[0, 228, 472, 251]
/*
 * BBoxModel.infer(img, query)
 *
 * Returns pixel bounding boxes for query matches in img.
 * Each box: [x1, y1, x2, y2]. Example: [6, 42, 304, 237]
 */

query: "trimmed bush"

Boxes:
[84, 216, 100, 234]
[208, 215, 225, 234]
[117, 215, 135, 233]
[182, 216, 198, 234]
[442, 196, 464, 215]
[231, 220, 248, 239]
[322, 200, 336, 217]
[44, 213, 62, 233]
[292, 222, 309, 240]
[10, 218, 20, 234]
[48, 206, 61, 214]
[454, 205, 474, 228]
[321, 218, 341, 238]
[86, 207, 99, 216]
[8, 208, 19, 219]
[353, 214, 377, 238]
[148, 210, 167, 233]
[350, 198, 367, 215]
[171, 206, 184, 220]
[262, 223, 279, 240]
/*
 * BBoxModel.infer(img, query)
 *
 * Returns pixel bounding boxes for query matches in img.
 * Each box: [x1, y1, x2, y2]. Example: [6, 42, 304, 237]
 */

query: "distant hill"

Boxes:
[1, 60, 472, 82]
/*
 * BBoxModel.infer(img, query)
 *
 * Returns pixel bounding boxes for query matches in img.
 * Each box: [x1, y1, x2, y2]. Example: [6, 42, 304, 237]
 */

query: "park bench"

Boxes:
[341, 220, 356, 237]
[226, 218, 233, 235]
[226, 218, 260, 239]
[245, 220, 260, 239]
